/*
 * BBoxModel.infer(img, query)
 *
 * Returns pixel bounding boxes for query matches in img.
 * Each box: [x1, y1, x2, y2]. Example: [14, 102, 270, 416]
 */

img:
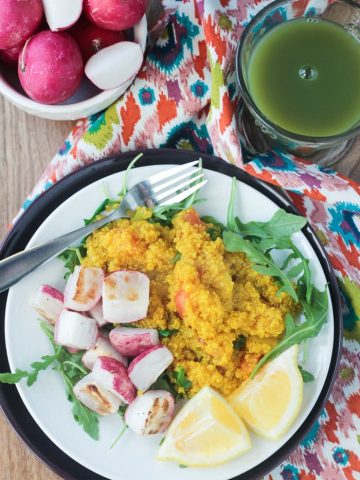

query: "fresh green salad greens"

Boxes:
[0, 321, 100, 440]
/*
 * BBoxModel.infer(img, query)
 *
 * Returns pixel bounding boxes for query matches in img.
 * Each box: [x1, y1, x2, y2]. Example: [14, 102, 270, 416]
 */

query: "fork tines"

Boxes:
[146, 160, 206, 206]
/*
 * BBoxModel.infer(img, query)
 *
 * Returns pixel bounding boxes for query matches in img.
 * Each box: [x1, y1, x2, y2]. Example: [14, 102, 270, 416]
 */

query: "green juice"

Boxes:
[247, 18, 360, 137]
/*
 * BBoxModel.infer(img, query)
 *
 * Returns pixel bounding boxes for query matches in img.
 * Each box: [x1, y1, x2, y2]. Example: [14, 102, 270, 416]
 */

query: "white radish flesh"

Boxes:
[73, 373, 121, 415]
[125, 390, 175, 435]
[54, 310, 98, 350]
[128, 345, 174, 392]
[42, 0, 83, 31]
[92, 356, 136, 404]
[82, 337, 128, 370]
[85, 41, 143, 90]
[109, 327, 159, 357]
[102, 271, 150, 323]
[64, 266, 104, 312]
[133, 14, 147, 53]
[29, 284, 64, 325]
[88, 300, 107, 327]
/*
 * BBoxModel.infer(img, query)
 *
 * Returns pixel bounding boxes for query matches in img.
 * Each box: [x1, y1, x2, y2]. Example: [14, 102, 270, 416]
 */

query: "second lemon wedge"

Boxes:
[228, 345, 303, 440]
[157, 386, 252, 467]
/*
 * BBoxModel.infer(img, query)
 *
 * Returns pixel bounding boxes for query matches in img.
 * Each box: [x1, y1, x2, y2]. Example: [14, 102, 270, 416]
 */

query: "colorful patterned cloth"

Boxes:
[19, 1, 360, 479]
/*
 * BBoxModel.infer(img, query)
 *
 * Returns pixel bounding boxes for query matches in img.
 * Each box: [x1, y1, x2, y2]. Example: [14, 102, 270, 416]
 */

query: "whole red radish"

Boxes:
[70, 17, 126, 62]
[0, 0, 43, 50]
[0, 45, 23, 67]
[18, 31, 83, 105]
[84, 0, 147, 31]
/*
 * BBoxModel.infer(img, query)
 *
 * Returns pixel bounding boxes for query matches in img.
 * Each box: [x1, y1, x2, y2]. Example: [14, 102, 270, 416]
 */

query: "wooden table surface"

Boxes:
[1, 96, 360, 480]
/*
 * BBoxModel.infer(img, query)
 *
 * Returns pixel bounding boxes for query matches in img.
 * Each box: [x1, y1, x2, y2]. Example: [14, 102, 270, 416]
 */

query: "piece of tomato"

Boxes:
[175, 289, 188, 318]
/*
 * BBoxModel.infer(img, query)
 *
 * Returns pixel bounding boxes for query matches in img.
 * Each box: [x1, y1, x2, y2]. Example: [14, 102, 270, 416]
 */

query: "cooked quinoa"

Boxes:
[82, 207, 296, 397]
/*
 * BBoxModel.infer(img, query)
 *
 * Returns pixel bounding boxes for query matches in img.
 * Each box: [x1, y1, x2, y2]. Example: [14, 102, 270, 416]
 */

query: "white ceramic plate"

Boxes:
[2, 152, 340, 480]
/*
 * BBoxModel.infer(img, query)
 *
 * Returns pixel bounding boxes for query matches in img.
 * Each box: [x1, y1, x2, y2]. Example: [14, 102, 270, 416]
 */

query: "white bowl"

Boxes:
[0, 16, 147, 121]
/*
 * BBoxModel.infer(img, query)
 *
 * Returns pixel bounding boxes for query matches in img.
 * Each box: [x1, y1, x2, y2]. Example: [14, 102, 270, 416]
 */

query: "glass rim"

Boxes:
[236, 0, 360, 144]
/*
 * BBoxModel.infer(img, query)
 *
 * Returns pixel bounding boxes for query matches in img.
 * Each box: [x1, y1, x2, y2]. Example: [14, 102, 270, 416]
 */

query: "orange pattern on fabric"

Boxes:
[324, 401, 339, 443]
[203, 15, 227, 64]
[344, 452, 360, 480]
[194, 40, 208, 79]
[157, 93, 177, 130]
[120, 93, 141, 146]
[303, 188, 327, 202]
[219, 92, 234, 134]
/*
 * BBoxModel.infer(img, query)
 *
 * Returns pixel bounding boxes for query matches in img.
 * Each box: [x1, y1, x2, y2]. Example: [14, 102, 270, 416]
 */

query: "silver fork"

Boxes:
[0, 161, 206, 293]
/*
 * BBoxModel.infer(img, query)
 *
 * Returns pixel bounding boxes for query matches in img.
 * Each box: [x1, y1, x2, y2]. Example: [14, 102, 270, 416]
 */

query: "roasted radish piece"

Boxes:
[88, 300, 107, 327]
[82, 337, 127, 370]
[109, 327, 159, 357]
[43, 0, 83, 32]
[73, 373, 121, 415]
[102, 271, 150, 323]
[55, 310, 98, 350]
[64, 266, 104, 312]
[128, 345, 174, 392]
[92, 356, 136, 404]
[29, 284, 64, 325]
[125, 390, 175, 435]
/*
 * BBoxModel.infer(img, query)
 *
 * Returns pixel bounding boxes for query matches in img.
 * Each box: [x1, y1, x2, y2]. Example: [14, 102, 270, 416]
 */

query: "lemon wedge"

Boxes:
[157, 386, 252, 467]
[228, 345, 303, 441]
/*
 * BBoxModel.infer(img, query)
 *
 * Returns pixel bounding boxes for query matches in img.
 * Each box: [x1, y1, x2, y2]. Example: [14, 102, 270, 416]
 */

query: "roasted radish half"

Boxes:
[82, 337, 128, 370]
[92, 356, 136, 404]
[73, 373, 121, 415]
[109, 327, 159, 357]
[42, 0, 83, 32]
[125, 390, 175, 435]
[102, 271, 150, 323]
[128, 345, 174, 392]
[64, 266, 104, 312]
[54, 310, 98, 350]
[29, 284, 64, 325]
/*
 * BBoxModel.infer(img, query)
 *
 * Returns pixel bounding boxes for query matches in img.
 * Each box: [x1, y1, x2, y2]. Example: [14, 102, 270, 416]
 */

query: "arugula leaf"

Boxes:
[0, 369, 30, 384]
[233, 334, 246, 351]
[235, 210, 307, 240]
[171, 366, 192, 391]
[150, 372, 177, 397]
[58, 246, 86, 279]
[227, 177, 238, 231]
[299, 366, 315, 383]
[119, 153, 143, 197]
[158, 329, 179, 338]
[223, 231, 298, 302]
[179, 464, 188, 468]
[251, 287, 328, 377]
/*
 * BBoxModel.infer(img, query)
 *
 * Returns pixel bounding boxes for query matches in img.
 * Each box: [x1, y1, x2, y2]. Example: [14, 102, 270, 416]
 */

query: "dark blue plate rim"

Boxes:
[0, 149, 342, 480]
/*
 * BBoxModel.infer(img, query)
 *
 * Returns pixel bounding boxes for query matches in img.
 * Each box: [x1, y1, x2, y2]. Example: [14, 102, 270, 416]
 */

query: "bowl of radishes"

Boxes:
[0, 0, 147, 120]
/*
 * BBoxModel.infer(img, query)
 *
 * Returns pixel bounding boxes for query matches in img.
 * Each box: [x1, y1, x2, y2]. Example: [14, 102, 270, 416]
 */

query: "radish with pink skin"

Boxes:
[0, 44, 23, 67]
[42, 0, 83, 32]
[84, 0, 147, 31]
[92, 356, 136, 404]
[73, 373, 121, 415]
[125, 390, 175, 435]
[18, 31, 83, 105]
[128, 345, 174, 392]
[69, 17, 126, 63]
[88, 300, 107, 327]
[64, 265, 104, 312]
[102, 271, 150, 323]
[55, 310, 98, 350]
[29, 284, 64, 325]
[109, 327, 159, 357]
[85, 41, 143, 91]
[0, 0, 43, 50]
[82, 337, 128, 370]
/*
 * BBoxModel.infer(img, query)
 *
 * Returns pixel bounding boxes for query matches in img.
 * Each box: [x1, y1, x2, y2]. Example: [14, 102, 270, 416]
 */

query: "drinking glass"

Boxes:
[236, 0, 360, 165]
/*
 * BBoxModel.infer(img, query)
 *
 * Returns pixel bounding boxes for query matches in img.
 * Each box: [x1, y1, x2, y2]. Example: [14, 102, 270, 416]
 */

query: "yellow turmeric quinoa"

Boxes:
[82, 207, 296, 398]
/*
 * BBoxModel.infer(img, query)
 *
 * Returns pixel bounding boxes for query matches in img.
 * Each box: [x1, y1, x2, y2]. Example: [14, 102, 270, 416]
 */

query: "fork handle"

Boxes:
[0, 209, 124, 293]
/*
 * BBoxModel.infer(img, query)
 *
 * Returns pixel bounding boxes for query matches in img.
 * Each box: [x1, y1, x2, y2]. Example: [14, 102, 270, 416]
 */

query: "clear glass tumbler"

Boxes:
[236, 0, 360, 165]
